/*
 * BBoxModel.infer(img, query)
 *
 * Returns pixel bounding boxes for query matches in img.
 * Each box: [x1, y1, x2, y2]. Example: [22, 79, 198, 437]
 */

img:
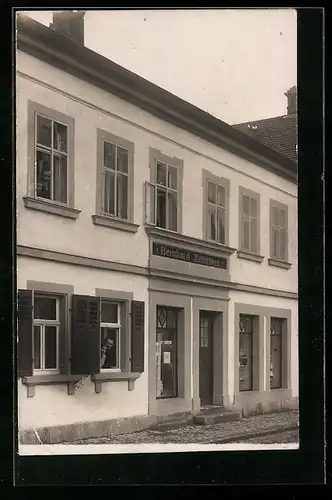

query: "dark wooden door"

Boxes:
[199, 311, 214, 405]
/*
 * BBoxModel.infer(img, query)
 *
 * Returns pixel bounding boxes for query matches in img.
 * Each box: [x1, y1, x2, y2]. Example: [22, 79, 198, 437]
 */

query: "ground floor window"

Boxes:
[270, 317, 284, 389]
[100, 300, 121, 370]
[239, 314, 254, 391]
[33, 294, 60, 373]
[156, 306, 178, 399]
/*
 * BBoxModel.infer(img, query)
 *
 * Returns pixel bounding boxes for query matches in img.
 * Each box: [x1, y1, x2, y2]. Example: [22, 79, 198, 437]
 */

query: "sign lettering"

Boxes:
[152, 242, 227, 270]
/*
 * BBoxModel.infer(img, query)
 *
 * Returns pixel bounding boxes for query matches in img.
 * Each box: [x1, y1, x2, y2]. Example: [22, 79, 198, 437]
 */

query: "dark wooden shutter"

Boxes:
[71, 295, 101, 375]
[17, 289, 33, 378]
[131, 301, 145, 373]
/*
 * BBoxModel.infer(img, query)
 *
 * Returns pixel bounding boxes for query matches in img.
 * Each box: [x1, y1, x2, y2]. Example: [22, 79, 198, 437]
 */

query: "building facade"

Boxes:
[16, 13, 298, 444]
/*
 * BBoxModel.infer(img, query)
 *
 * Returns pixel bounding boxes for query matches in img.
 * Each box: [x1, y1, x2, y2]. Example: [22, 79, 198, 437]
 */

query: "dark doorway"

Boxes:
[199, 311, 214, 405]
[156, 306, 178, 399]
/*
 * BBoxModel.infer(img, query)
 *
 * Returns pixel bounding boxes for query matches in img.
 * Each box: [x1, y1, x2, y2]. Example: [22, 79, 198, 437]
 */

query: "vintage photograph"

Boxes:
[16, 8, 298, 454]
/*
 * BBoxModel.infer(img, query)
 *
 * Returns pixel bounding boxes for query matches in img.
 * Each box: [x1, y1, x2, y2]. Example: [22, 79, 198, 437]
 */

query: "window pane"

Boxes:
[250, 219, 257, 253]
[242, 218, 250, 251]
[279, 228, 286, 260]
[270, 333, 282, 389]
[34, 296, 57, 320]
[239, 332, 252, 391]
[116, 173, 128, 219]
[36, 115, 52, 147]
[217, 185, 225, 207]
[103, 170, 115, 215]
[157, 162, 167, 186]
[167, 191, 177, 231]
[272, 227, 278, 258]
[53, 121, 67, 152]
[101, 301, 118, 324]
[271, 206, 278, 226]
[36, 150, 51, 200]
[117, 146, 128, 173]
[217, 207, 225, 244]
[250, 198, 257, 218]
[45, 326, 57, 369]
[278, 208, 286, 229]
[156, 188, 166, 228]
[208, 205, 217, 240]
[207, 182, 217, 203]
[53, 154, 67, 203]
[104, 141, 116, 170]
[242, 195, 250, 216]
[101, 327, 119, 369]
[33, 326, 41, 369]
[167, 165, 177, 190]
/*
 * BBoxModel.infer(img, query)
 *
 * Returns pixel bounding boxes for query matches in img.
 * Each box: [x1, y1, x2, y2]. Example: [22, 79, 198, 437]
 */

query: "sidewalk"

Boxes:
[68, 409, 299, 445]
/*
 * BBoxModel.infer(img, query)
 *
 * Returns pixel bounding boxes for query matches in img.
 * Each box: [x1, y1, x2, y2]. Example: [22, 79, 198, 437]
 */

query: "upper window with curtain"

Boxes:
[239, 187, 260, 255]
[24, 101, 79, 219]
[202, 169, 230, 246]
[93, 129, 138, 233]
[145, 148, 183, 233]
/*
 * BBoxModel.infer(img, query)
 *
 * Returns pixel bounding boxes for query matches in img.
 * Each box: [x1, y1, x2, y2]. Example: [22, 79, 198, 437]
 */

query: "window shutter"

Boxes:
[71, 295, 101, 375]
[17, 289, 33, 378]
[131, 301, 145, 373]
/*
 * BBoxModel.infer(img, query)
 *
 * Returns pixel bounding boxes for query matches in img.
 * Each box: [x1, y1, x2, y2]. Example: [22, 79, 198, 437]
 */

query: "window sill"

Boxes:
[23, 197, 81, 219]
[92, 214, 139, 233]
[237, 250, 264, 263]
[268, 258, 292, 269]
[22, 374, 83, 397]
[91, 372, 141, 393]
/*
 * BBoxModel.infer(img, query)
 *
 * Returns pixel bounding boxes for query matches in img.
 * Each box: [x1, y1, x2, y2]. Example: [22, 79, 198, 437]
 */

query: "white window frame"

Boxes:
[270, 200, 288, 262]
[206, 180, 227, 244]
[100, 301, 121, 372]
[145, 148, 184, 233]
[101, 140, 129, 220]
[239, 187, 260, 255]
[32, 294, 60, 375]
[34, 112, 69, 206]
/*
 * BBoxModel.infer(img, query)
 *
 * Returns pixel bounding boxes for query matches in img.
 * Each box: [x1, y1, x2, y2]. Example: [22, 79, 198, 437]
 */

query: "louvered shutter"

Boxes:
[71, 295, 101, 375]
[131, 301, 145, 373]
[17, 289, 33, 378]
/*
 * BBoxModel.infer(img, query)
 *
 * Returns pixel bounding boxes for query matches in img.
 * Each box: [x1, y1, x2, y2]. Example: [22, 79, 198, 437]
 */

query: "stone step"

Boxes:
[194, 408, 242, 425]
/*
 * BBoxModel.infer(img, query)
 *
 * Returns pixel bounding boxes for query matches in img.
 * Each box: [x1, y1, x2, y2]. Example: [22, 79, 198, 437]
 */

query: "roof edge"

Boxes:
[16, 14, 297, 183]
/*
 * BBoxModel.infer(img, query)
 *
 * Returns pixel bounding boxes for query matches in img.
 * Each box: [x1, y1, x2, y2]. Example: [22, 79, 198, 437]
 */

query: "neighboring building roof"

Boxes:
[233, 114, 297, 162]
[16, 14, 297, 183]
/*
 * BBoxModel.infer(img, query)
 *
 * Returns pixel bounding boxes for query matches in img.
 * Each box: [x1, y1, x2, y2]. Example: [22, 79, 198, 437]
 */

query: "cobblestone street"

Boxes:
[68, 410, 299, 445]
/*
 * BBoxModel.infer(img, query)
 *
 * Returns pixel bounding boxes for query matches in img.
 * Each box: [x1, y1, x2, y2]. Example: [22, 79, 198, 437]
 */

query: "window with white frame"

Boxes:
[207, 181, 226, 244]
[100, 300, 121, 370]
[154, 161, 178, 231]
[145, 150, 183, 232]
[270, 202, 288, 261]
[239, 189, 260, 254]
[102, 140, 129, 219]
[35, 113, 68, 204]
[33, 294, 60, 373]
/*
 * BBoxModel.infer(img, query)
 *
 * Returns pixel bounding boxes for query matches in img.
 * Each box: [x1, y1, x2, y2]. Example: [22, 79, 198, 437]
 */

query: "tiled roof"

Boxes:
[233, 114, 297, 162]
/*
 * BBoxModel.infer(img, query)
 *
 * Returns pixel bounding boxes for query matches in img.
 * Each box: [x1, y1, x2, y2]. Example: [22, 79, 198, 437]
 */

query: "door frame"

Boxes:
[199, 310, 215, 406]
[193, 296, 229, 413]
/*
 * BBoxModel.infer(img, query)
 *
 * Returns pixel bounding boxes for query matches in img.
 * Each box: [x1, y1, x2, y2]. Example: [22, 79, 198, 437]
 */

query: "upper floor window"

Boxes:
[270, 200, 288, 262]
[239, 187, 260, 255]
[145, 148, 183, 233]
[24, 102, 79, 219]
[93, 130, 138, 233]
[35, 114, 68, 204]
[202, 170, 230, 245]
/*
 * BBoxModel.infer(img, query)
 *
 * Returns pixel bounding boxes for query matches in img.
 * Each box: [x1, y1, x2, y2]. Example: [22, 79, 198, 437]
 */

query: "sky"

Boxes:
[19, 9, 297, 125]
